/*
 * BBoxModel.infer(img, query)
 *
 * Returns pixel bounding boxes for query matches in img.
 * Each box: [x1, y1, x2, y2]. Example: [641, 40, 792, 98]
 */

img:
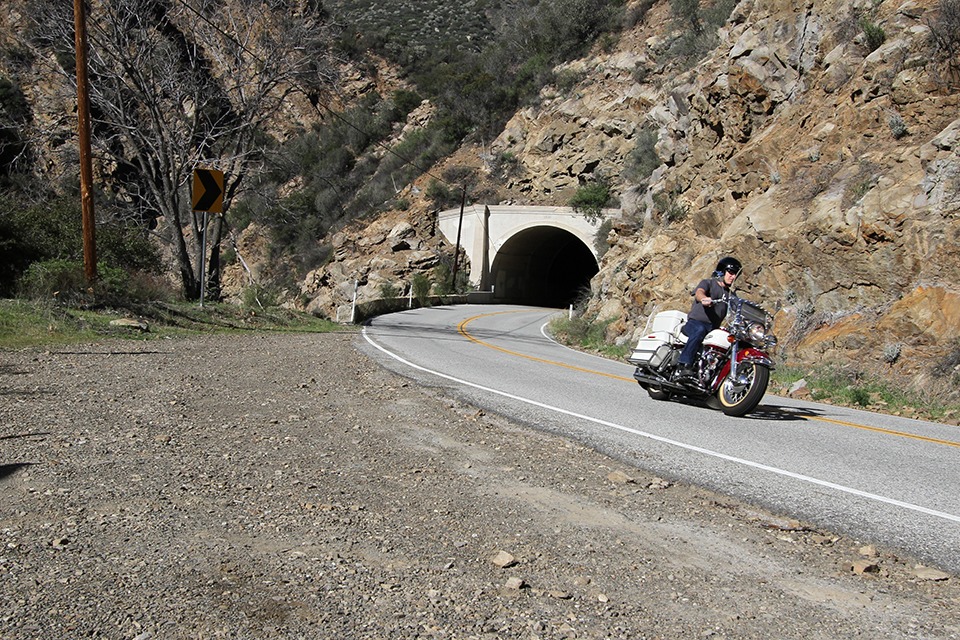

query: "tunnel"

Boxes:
[489, 225, 599, 307]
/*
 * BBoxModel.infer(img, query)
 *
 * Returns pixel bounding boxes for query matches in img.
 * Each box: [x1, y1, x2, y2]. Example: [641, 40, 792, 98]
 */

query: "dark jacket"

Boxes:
[687, 277, 732, 328]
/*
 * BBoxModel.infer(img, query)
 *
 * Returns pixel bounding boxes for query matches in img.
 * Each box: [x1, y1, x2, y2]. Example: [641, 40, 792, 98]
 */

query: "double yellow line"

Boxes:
[457, 310, 634, 382]
[457, 310, 960, 450]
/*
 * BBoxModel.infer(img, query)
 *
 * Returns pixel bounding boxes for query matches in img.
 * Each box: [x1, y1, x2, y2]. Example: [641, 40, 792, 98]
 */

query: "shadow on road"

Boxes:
[746, 403, 825, 421]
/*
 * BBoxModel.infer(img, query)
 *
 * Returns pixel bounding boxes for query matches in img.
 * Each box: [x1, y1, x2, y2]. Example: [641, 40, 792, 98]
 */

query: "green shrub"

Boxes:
[489, 151, 520, 180]
[667, 0, 737, 64]
[0, 193, 162, 296]
[847, 176, 877, 204]
[426, 178, 457, 208]
[17, 259, 89, 303]
[242, 283, 278, 310]
[888, 113, 909, 139]
[441, 165, 475, 186]
[16, 259, 135, 306]
[594, 218, 614, 258]
[391, 89, 423, 116]
[671, 0, 703, 35]
[549, 313, 630, 359]
[555, 69, 586, 93]
[411, 272, 431, 306]
[433, 263, 453, 296]
[432, 260, 469, 295]
[570, 178, 613, 223]
[652, 191, 688, 223]
[379, 281, 400, 298]
[860, 17, 887, 52]
[624, 127, 660, 185]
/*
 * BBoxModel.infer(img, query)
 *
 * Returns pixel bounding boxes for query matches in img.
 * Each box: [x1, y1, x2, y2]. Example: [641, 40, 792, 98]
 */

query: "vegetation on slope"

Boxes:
[0, 0, 629, 301]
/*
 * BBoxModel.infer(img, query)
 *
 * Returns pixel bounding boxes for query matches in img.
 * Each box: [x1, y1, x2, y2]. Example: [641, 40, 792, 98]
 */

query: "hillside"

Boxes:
[2, 0, 959, 395]
[292, 0, 960, 395]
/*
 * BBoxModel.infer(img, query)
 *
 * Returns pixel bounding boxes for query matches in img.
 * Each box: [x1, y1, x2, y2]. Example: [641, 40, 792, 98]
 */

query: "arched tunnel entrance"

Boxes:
[490, 226, 599, 307]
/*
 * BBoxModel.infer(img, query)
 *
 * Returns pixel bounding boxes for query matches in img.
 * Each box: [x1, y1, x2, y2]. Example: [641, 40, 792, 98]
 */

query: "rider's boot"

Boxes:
[673, 363, 695, 380]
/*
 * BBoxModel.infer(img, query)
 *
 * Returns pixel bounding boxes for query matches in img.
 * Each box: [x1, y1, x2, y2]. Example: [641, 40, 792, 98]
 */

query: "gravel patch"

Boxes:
[2, 332, 958, 639]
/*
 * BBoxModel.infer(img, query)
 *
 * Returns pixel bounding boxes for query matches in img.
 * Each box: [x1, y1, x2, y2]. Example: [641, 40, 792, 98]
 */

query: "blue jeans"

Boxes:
[678, 318, 712, 366]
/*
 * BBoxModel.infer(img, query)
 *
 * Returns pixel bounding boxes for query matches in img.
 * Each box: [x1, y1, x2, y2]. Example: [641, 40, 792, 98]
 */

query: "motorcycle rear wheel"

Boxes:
[717, 363, 769, 417]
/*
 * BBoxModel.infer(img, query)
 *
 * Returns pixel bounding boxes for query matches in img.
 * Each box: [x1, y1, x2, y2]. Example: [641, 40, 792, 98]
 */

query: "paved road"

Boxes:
[360, 304, 960, 574]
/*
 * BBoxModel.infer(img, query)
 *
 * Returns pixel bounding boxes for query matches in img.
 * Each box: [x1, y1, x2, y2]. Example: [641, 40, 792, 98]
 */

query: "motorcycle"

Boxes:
[628, 295, 777, 417]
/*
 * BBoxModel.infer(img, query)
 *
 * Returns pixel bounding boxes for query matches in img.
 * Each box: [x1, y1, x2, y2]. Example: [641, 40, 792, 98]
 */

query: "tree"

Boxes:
[0, 77, 32, 183]
[30, 0, 338, 299]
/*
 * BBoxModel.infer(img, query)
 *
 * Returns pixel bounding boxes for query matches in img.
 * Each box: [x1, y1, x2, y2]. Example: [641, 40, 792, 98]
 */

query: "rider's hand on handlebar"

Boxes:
[701, 297, 712, 307]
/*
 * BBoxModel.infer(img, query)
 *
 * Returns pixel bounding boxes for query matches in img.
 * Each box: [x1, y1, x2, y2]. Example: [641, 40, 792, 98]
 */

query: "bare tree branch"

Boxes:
[27, 0, 339, 298]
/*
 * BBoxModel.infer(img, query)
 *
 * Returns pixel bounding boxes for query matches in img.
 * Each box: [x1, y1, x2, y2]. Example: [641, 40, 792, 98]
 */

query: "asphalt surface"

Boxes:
[361, 304, 960, 574]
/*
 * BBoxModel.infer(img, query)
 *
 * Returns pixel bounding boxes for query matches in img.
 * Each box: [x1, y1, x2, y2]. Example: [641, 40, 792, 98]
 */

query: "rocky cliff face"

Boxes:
[5, 0, 957, 384]
[576, 0, 960, 381]
[303, 0, 959, 387]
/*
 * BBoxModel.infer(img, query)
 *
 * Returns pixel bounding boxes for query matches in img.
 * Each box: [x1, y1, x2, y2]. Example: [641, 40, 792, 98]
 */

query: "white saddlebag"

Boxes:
[628, 310, 687, 367]
[628, 332, 673, 366]
[651, 310, 687, 337]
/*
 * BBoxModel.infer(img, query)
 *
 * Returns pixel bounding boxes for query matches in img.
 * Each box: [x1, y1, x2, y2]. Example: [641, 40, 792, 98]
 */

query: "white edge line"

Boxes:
[362, 328, 960, 525]
[539, 320, 623, 366]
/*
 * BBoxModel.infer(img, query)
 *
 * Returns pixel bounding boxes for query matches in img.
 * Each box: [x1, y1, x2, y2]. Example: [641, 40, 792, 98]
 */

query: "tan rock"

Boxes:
[607, 470, 635, 485]
[109, 318, 149, 332]
[491, 550, 517, 568]
[851, 560, 881, 575]
[913, 565, 952, 581]
[504, 576, 526, 590]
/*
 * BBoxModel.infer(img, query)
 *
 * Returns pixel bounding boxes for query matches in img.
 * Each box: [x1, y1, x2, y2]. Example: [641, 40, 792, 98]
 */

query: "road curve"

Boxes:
[360, 304, 960, 574]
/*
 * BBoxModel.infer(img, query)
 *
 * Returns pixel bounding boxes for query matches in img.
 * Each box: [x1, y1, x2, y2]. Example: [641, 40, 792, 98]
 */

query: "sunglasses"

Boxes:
[724, 267, 740, 274]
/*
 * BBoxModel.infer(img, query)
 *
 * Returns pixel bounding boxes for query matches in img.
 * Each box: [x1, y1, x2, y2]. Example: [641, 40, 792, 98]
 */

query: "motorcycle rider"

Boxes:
[674, 256, 742, 380]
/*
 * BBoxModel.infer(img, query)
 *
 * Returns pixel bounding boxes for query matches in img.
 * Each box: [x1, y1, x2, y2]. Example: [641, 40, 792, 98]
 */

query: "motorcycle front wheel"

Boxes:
[717, 363, 769, 417]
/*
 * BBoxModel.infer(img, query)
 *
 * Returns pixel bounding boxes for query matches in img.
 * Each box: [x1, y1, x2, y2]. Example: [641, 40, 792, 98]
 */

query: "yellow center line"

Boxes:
[457, 310, 635, 382]
[457, 310, 960, 449]
[801, 415, 960, 448]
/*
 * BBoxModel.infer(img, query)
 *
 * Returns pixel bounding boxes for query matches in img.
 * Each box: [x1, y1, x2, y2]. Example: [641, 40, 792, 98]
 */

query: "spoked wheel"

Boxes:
[717, 362, 769, 417]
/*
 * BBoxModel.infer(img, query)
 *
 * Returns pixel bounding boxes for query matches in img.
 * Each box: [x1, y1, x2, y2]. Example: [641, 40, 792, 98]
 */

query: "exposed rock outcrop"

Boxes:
[468, 0, 959, 384]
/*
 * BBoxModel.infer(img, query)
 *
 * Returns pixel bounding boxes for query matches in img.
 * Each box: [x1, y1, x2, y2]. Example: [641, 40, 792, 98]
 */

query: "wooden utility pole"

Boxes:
[74, 0, 97, 283]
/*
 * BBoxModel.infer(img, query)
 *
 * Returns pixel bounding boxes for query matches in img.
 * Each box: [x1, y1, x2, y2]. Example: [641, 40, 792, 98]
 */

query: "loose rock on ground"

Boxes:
[1, 332, 958, 639]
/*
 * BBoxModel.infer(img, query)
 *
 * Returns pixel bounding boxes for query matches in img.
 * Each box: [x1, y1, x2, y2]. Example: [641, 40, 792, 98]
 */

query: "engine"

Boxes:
[697, 346, 726, 383]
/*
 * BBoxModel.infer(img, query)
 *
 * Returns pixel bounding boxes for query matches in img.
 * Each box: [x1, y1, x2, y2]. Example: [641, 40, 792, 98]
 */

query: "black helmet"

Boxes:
[715, 256, 742, 276]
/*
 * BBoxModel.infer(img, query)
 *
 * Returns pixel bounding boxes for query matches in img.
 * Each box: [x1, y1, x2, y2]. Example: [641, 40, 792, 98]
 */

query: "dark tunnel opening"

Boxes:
[489, 226, 599, 307]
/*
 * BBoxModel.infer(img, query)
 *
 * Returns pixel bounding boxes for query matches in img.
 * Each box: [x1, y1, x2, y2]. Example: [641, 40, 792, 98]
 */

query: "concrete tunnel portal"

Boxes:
[437, 205, 612, 308]
[490, 226, 599, 307]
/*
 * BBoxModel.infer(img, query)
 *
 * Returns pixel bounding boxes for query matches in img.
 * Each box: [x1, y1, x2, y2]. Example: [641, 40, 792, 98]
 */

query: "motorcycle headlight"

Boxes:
[746, 322, 768, 344]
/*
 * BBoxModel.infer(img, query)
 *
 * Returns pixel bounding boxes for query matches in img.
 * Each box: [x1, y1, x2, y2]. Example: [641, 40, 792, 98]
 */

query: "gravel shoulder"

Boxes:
[2, 332, 958, 639]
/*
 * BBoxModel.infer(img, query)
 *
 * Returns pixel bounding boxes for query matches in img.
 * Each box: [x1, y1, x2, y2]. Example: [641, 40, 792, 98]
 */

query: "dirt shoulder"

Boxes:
[1, 332, 958, 639]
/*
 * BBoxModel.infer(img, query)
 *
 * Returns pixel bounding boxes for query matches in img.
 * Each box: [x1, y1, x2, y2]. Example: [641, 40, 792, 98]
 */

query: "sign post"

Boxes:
[191, 168, 224, 307]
